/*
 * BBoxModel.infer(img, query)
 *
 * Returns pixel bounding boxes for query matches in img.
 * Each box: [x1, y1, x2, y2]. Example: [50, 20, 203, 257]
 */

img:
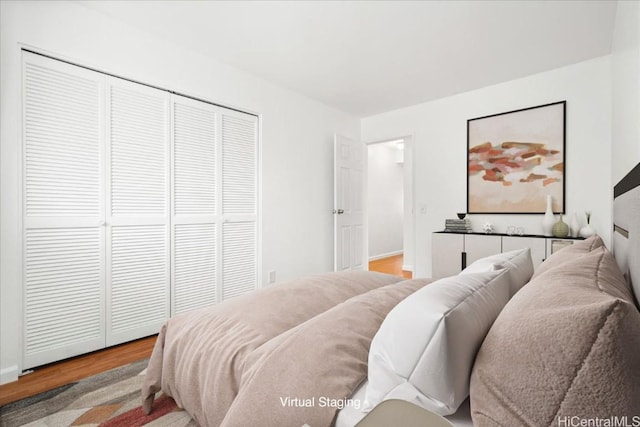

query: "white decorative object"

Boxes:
[579, 211, 595, 238]
[542, 195, 555, 236]
[570, 213, 580, 237]
[482, 222, 494, 234]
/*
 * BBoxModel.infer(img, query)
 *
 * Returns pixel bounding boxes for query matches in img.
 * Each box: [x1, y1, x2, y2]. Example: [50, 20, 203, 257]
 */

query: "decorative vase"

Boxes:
[579, 211, 595, 238]
[570, 213, 579, 237]
[542, 195, 555, 236]
[552, 215, 569, 238]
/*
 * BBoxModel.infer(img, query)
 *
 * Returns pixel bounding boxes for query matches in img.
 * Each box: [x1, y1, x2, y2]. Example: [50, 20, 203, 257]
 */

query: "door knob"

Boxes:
[333, 209, 345, 215]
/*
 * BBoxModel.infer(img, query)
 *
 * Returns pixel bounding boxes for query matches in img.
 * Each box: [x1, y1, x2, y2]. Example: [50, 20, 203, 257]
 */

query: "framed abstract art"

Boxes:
[467, 101, 566, 214]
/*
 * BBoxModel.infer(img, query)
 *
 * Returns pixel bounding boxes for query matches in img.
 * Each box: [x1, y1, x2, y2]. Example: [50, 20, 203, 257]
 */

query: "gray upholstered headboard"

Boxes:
[613, 162, 640, 306]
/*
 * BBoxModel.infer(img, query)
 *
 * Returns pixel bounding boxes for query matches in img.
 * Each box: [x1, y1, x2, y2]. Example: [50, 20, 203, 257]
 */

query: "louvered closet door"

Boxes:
[22, 53, 106, 368]
[171, 95, 219, 314]
[221, 110, 258, 300]
[106, 78, 170, 346]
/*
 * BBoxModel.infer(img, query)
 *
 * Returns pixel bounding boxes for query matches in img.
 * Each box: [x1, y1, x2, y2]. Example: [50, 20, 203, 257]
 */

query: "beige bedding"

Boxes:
[222, 278, 429, 427]
[142, 270, 418, 427]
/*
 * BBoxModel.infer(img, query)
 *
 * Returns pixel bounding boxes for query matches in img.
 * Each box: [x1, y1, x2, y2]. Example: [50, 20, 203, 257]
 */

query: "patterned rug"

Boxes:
[0, 359, 196, 427]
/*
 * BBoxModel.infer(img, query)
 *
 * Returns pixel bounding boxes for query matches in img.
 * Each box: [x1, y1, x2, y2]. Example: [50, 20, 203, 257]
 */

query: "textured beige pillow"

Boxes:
[470, 247, 640, 426]
[532, 234, 604, 279]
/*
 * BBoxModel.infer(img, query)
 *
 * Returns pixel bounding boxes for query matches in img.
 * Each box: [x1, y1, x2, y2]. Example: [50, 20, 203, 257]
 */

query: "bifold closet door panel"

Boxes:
[22, 52, 106, 369]
[220, 110, 258, 301]
[222, 221, 257, 300]
[171, 95, 219, 315]
[106, 78, 170, 346]
[171, 97, 259, 311]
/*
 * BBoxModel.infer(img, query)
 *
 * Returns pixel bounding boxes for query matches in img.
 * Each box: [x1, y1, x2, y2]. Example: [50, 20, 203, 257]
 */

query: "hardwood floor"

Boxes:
[0, 335, 156, 407]
[369, 253, 412, 279]
[0, 257, 409, 407]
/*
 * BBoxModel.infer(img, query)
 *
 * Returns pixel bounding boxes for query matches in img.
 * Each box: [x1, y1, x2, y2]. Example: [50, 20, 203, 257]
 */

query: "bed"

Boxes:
[143, 162, 640, 427]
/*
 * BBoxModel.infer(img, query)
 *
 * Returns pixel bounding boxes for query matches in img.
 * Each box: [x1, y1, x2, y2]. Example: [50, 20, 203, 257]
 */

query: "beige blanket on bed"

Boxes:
[221, 278, 431, 427]
[141, 270, 406, 427]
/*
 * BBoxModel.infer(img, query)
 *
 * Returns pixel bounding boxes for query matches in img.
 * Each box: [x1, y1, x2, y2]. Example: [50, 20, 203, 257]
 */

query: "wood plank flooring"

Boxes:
[369, 253, 412, 279]
[1, 254, 409, 407]
[0, 335, 156, 406]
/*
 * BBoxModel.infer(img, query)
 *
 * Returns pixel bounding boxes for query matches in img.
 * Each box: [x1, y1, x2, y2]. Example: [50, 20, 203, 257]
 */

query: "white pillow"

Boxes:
[461, 248, 533, 296]
[363, 269, 511, 416]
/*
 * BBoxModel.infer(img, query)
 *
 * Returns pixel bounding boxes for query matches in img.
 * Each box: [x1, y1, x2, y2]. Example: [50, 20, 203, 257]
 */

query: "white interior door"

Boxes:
[334, 134, 367, 271]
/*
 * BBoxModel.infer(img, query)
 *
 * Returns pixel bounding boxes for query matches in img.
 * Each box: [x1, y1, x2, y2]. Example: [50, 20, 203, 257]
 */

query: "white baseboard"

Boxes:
[0, 365, 19, 385]
[368, 250, 403, 262]
[402, 264, 414, 272]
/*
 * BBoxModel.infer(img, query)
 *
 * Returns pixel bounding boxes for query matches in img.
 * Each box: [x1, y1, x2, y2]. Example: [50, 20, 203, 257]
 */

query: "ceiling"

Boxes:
[81, 1, 617, 117]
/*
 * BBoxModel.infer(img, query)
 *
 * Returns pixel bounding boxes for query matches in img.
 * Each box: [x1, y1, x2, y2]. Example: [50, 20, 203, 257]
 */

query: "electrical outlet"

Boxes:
[268, 270, 276, 284]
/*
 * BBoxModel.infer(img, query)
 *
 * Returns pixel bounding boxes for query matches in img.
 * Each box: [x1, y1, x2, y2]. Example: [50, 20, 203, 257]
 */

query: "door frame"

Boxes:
[365, 135, 415, 274]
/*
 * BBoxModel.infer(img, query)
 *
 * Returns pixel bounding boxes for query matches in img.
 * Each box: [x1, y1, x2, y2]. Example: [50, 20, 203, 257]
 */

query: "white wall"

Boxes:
[0, 0, 359, 383]
[611, 0, 640, 183]
[367, 142, 404, 259]
[362, 57, 612, 278]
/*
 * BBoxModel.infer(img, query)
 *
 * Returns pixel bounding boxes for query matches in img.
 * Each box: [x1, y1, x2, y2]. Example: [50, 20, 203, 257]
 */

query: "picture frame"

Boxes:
[467, 101, 566, 214]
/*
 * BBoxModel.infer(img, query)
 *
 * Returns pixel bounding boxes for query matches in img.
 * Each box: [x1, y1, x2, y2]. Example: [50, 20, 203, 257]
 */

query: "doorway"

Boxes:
[366, 137, 413, 278]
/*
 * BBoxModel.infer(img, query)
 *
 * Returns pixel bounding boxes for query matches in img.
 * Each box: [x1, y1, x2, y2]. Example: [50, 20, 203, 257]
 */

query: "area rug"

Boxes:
[0, 359, 197, 427]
